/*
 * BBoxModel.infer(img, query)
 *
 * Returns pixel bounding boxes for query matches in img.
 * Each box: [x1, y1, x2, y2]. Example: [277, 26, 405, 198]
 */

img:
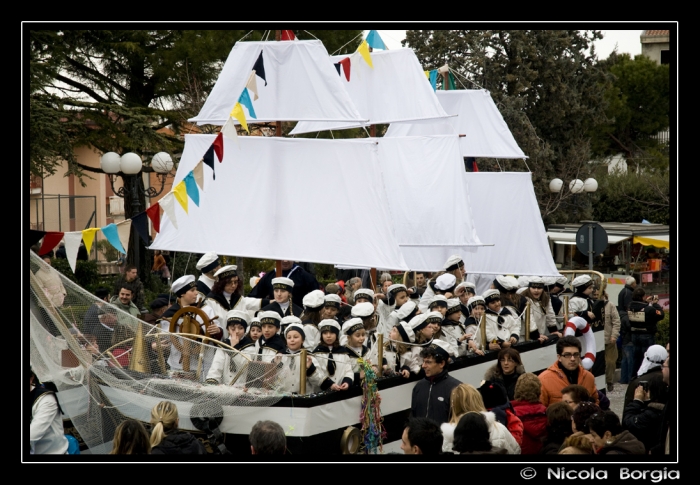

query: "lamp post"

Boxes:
[100, 151, 174, 272]
[549, 177, 598, 220]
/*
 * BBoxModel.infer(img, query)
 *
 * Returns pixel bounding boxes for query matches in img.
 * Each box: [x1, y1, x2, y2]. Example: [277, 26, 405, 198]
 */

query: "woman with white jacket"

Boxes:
[440, 383, 521, 454]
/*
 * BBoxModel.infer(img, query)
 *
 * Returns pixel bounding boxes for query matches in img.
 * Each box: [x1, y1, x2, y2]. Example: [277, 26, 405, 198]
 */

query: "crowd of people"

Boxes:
[29, 250, 671, 457]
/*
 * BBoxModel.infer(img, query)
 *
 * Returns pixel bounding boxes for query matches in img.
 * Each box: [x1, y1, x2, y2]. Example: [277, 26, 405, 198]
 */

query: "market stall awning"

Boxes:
[546, 231, 631, 246]
[633, 235, 669, 249]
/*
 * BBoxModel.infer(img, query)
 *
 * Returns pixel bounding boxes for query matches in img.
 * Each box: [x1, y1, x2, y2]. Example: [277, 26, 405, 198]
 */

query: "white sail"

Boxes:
[386, 89, 527, 159]
[290, 49, 452, 134]
[190, 40, 367, 126]
[150, 134, 409, 270]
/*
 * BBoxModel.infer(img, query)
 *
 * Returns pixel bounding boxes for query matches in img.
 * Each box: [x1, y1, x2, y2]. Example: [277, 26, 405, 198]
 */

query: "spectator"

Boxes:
[453, 412, 508, 455]
[593, 288, 621, 392]
[539, 402, 574, 454]
[110, 284, 141, 320]
[83, 287, 117, 352]
[571, 401, 600, 436]
[478, 379, 524, 448]
[538, 336, 599, 407]
[622, 373, 668, 452]
[77, 241, 88, 261]
[55, 241, 67, 259]
[586, 410, 645, 455]
[510, 373, 548, 454]
[249, 260, 322, 305]
[410, 340, 460, 424]
[249, 420, 286, 455]
[151, 250, 167, 282]
[344, 277, 362, 303]
[558, 432, 594, 454]
[623, 344, 668, 419]
[628, 288, 665, 374]
[29, 368, 69, 455]
[560, 384, 594, 410]
[400, 417, 444, 455]
[149, 401, 206, 455]
[110, 419, 151, 454]
[483, 347, 525, 402]
[113, 264, 146, 313]
[143, 298, 169, 325]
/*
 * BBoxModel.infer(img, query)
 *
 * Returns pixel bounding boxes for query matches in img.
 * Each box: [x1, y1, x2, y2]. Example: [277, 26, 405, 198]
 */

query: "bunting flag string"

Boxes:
[238, 89, 257, 119]
[63, 231, 84, 273]
[146, 202, 162, 233]
[221, 118, 240, 147]
[81, 228, 101, 255]
[365, 30, 386, 50]
[131, 212, 150, 245]
[184, 171, 200, 207]
[115, 220, 132, 255]
[357, 40, 373, 68]
[334, 57, 351, 82]
[173, 180, 189, 213]
[38, 232, 64, 257]
[101, 223, 126, 255]
[231, 103, 249, 133]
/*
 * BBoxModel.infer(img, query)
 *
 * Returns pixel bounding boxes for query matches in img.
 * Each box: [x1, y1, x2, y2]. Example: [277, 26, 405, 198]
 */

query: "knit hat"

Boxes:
[446, 298, 461, 316]
[478, 380, 509, 408]
[395, 320, 415, 343]
[466, 295, 486, 314]
[409, 314, 429, 333]
[428, 295, 449, 310]
[353, 288, 374, 303]
[571, 275, 594, 290]
[394, 301, 418, 322]
[483, 289, 501, 305]
[637, 345, 668, 377]
[351, 302, 375, 319]
[455, 281, 476, 295]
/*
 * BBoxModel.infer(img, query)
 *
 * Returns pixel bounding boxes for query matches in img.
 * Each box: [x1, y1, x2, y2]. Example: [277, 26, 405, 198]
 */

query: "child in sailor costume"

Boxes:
[259, 277, 303, 319]
[195, 252, 221, 298]
[203, 265, 268, 339]
[517, 276, 560, 342]
[350, 302, 380, 353]
[463, 296, 487, 355]
[161, 275, 221, 377]
[300, 290, 325, 350]
[382, 319, 415, 378]
[205, 310, 257, 386]
[340, 318, 376, 386]
[253, 311, 287, 362]
[568, 275, 597, 324]
[455, 281, 476, 323]
[376, 284, 410, 337]
[384, 300, 420, 340]
[322, 294, 342, 321]
[441, 298, 470, 356]
[483, 289, 521, 351]
[278, 323, 332, 395]
[419, 272, 458, 314]
[407, 313, 437, 376]
[312, 319, 354, 391]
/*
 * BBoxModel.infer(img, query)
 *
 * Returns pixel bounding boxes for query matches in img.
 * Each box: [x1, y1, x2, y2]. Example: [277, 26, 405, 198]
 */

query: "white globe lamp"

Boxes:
[569, 179, 584, 194]
[583, 178, 598, 193]
[100, 152, 121, 174]
[120, 152, 143, 175]
[152, 152, 174, 174]
[549, 178, 563, 193]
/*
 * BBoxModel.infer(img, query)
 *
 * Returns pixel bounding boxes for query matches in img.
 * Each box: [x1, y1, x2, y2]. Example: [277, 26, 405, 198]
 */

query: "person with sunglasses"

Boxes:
[538, 336, 599, 408]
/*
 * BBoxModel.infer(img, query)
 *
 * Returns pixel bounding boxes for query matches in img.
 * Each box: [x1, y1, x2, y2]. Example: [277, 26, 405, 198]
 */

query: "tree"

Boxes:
[404, 30, 612, 224]
[590, 52, 670, 171]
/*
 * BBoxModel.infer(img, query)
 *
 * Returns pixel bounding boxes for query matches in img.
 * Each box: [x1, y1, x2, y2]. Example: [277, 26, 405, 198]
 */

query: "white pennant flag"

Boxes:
[246, 70, 259, 101]
[115, 219, 132, 256]
[221, 117, 240, 147]
[63, 231, 83, 273]
[159, 192, 178, 230]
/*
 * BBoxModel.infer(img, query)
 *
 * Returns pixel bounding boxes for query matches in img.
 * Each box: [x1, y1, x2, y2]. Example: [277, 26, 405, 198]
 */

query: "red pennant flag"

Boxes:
[339, 57, 351, 82]
[146, 202, 161, 233]
[281, 30, 295, 41]
[473, 161, 479, 173]
[213, 132, 224, 163]
[38, 232, 64, 256]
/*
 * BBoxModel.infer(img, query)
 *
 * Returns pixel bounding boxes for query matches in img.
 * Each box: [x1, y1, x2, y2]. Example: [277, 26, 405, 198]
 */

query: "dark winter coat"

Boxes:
[411, 368, 461, 425]
[622, 399, 666, 452]
[596, 430, 646, 455]
[151, 430, 207, 455]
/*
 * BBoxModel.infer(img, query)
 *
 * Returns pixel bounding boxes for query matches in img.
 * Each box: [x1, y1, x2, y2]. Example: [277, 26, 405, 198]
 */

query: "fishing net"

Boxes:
[28, 251, 302, 454]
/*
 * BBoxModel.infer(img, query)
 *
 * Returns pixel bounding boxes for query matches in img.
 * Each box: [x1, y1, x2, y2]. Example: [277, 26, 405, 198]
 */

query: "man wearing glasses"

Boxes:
[538, 336, 599, 407]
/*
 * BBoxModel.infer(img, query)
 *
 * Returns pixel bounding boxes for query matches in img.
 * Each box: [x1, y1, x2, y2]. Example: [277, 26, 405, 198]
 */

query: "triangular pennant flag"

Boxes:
[184, 171, 200, 207]
[446, 71, 456, 90]
[334, 62, 341, 76]
[28, 230, 46, 249]
[245, 70, 259, 101]
[203, 147, 215, 180]
[38, 232, 64, 257]
[213, 131, 224, 162]
[146, 203, 161, 233]
[252, 50, 267, 86]
[221, 118, 240, 147]
[231, 103, 249, 133]
[429, 69, 438, 91]
[424, 70, 430, 79]
[173, 180, 189, 213]
[365, 30, 386, 50]
[357, 40, 373, 68]
[159, 193, 178, 230]
[81, 228, 100, 255]
[473, 160, 479, 173]
[238, 89, 257, 119]
[339, 57, 351, 82]
[193, 160, 205, 190]
[131, 211, 150, 245]
[281, 30, 295, 41]
[64, 231, 83, 273]
[115, 220, 132, 256]
[101, 223, 126, 254]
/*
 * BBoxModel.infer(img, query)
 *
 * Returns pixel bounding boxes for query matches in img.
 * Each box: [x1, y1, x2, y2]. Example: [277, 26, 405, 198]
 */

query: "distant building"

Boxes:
[640, 30, 670, 65]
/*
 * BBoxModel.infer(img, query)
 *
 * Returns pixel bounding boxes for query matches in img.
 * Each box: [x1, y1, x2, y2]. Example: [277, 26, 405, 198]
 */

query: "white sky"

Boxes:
[366, 30, 644, 59]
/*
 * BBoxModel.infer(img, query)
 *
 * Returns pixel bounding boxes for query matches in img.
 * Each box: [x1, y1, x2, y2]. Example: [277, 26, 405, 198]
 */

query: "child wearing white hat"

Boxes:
[482, 289, 521, 351]
[383, 319, 415, 378]
[312, 319, 353, 391]
[340, 318, 376, 386]
[278, 323, 330, 395]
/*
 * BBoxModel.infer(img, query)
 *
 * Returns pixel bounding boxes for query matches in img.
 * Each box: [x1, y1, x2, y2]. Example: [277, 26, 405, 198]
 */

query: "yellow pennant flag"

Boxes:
[357, 40, 373, 68]
[425, 70, 430, 79]
[81, 228, 100, 255]
[231, 103, 249, 133]
[193, 160, 204, 191]
[173, 180, 189, 214]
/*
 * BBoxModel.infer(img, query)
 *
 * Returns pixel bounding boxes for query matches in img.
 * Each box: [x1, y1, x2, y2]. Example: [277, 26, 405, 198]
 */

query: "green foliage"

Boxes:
[96, 239, 119, 262]
[52, 258, 101, 293]
[655, 311, 670, 349]
[591, 167, 669, 224]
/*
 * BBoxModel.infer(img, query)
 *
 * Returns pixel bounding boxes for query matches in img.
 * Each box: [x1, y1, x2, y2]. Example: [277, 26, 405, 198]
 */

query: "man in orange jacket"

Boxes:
[538, 336, 599, 407]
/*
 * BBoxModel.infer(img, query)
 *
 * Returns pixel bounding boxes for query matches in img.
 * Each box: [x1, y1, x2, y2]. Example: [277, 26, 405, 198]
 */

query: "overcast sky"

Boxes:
[367, 30, 644, 59]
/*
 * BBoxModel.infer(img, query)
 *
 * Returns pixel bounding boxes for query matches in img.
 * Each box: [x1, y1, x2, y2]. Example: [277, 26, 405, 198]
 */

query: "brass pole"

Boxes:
[563, 295, 570, 324]
[128, 321, 150, 373]
[299, 349, 308, 395]
[377, 333, 384, 371]
[479, 314, 487, 351]
[525, 301, 531, 342]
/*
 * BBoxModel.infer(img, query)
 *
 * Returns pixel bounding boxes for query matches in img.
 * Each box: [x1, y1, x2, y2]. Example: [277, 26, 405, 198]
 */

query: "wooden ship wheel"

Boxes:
[166, 306, 211, 376]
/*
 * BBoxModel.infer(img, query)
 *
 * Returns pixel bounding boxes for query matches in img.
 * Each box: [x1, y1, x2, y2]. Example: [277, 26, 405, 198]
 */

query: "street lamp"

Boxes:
[549, 177, 598, 218]
[100, 151, 174, 270]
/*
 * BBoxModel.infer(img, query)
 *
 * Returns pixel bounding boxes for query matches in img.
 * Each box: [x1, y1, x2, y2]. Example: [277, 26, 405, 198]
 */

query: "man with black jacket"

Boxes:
[628, 287, 665, 377]
[411, 340, 461, 424]
[617, 276, 637, 384]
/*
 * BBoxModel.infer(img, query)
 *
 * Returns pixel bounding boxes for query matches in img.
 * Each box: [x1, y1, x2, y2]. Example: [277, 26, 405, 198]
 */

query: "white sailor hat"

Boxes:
[394, 301, 418, 321]
[258, 310, 282, 327]
[324, 294, 342, 308]
[435, 273, 457, 291]
[319, 319, 341, 335]
[455, 281, 476, 294]
[342, 318, 364, 336]
[172, 275, 197, 297]
[272, 277, 294, 292]
[214, 265, 238, 280]
[466, 295, 486, 313]
[249, 316, 262, 330]
[444, 254, 464, 271]
[284, 322, 306, 341]
[483, 289, 501, 304]
[517, 276, 530, 288]
[196, 251, 220, 273]
[352, 302, 375, 318]
[493, 275, 511, 292]
[528, 276, 545, 288]
[302, 290, 325, 310]
[429, 338, 457, 359]
[353, 288, 374, 303]
[226, 310, 251, 330]
[386, 283, 408, 305]
[409, 314, 430, 333]
[516, 287, 528, 295]
[428, 295, 449, 309]
[571, 275, 594, 289]
[568, 297, 589, 313]
[395, 319, 416, 343]
[555, 275, 568, 286]
[281, 315, 302, 328]
[446, 298, 461, 315]
[424, 311, 444, 326]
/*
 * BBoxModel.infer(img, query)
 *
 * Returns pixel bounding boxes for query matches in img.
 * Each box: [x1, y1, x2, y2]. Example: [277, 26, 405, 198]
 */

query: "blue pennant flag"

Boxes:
[101, 223, 126, 254]
[429, 69, 438, 91]
[184, 171, 200, 206]
[238, 88, 257, 119]
[366, 30, 387, 50]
